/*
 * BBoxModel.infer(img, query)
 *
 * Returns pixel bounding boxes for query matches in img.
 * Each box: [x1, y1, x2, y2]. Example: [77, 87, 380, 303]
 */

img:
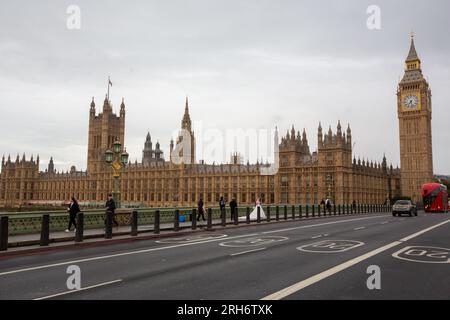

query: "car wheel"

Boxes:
[392, 212, 396, 217]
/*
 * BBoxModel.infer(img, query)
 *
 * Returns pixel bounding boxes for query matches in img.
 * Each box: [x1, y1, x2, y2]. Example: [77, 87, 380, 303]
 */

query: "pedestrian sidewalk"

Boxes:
[6, 218, 223, 247]
[0, 211, 383, 258]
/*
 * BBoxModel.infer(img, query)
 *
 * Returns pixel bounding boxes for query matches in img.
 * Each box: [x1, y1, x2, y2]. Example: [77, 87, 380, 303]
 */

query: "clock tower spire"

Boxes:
[397, 34, 433, 203]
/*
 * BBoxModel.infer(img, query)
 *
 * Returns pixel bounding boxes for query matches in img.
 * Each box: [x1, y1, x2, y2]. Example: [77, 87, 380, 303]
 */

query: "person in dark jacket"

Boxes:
[66, 197, 80, 232]
[229, 198, 238, 221]
[197, 198, 206, 221]
[219, 196, 226, 219]
[105, 194, 119, 228]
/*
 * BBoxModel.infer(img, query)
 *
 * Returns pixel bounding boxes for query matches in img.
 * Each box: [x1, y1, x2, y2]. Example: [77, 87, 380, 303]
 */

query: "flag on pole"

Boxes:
[109, 78, 113, 87]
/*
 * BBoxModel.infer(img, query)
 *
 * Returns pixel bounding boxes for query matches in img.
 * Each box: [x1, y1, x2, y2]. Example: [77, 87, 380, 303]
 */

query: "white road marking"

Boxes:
[230, 248, 267, 256]
[261, 219, 450, 300]
[0, 233, 259, 277]
[33, 279, 122, 300]
[297, 240, 365, 254]
[380, 222, 388, 225]
[353, 227, 365, 230]
[0, 215, 388, 277]
[392, 246, 450, 264]
[262, 215, 386, 235]
[311, 235, 322, 239]
[399, 220, 450, 242]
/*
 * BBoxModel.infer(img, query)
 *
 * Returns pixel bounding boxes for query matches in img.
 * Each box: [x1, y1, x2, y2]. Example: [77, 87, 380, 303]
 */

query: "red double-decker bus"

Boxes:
[422, 183, 448, 213]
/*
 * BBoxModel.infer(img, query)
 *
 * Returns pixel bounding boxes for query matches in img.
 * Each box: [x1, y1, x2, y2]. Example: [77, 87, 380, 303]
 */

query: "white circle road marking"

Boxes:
[156, 234, 227, 244]
[219, 236, 288, 248]
[392, 246, 450, 264]
[297, 240, 365, 253]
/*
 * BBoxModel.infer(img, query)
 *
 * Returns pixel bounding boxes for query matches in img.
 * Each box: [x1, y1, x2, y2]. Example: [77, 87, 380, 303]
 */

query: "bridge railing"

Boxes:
[0, 203, 392, 251]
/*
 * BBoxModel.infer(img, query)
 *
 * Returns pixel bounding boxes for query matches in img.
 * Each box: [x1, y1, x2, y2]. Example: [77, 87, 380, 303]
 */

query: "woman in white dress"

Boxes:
[240, 197, 267, 221]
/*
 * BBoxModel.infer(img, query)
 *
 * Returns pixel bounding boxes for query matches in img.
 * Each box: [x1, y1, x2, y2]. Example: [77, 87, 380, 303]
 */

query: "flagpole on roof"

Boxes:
[107, 76, 112, 101]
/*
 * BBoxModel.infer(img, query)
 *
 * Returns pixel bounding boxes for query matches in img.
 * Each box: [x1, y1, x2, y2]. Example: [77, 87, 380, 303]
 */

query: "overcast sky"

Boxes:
[0, 0, 449, 174]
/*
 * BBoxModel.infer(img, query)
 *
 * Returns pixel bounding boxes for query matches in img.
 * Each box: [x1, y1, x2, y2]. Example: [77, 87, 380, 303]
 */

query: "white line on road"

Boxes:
[0, 233, 258, 277]
[261, 215, 386, 235]
[311, 235, 322, 239]
[230, 248, 266, 256]
[353, 227, 366, 230]
[0, 215, 387, 278]
[261, 218, 450, 300]
[380, 222, 388, 225]
[33, 279, 122, 300]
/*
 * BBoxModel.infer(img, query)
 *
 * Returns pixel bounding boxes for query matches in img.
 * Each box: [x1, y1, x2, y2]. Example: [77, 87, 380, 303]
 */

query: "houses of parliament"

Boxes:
[0, 36, 435, 208]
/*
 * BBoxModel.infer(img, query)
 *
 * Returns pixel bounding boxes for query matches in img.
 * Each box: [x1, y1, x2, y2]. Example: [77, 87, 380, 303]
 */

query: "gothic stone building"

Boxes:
[0, 95, 401, 208]
[6, 39, 440, 208]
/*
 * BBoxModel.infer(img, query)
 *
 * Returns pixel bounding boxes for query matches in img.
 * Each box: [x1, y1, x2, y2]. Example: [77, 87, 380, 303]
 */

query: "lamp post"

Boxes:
[105, 141, 129, 208]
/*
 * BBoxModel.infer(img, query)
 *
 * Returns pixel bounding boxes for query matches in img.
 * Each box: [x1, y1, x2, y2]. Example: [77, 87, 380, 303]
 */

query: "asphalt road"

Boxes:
[0, 211, 449, 300]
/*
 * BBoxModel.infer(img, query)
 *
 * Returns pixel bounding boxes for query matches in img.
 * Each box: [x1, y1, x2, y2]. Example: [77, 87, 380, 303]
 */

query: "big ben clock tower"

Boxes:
[397, 35, 434, 203]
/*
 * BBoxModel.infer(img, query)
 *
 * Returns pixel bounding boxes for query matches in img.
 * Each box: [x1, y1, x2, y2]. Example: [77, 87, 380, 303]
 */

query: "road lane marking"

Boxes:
[33, 279, 122, 300]
[230, 248, 267, 256]
[399, 220, 450, 241]
[392, 246, 450, 264]
[220, 236, 288, 248]
[261, 215, 386, 235]
[311, 235, 322, 239]
[0, 215, 389, 278]
[297, 240, 365, 253]
[0, 233, 259, 277]
[353, 227, 365, 230]
[261, 218, 450, 300]
[380, 222, 388, 225]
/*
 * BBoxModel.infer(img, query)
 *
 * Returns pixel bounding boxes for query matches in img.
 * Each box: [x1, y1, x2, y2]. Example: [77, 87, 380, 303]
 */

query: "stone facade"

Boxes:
[397, 36, 434, 202]
[5, 41, 435, 208]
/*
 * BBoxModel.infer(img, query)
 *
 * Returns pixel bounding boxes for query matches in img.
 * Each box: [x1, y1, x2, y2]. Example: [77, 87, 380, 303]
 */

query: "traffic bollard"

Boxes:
[131, 210, 138, 236]
[75, 212, 84, 242]
[40, 214, 50, 246]
[292, 205, 295, 220]
[174, 209, 179, 232]
[192, 208, 197, 230]
[207, 208, 213, 230]
[221, 208, 226, 227]
[257, 206, 261, 223]
[267, 206, 271, 222]
[0, 216, 8, 251]
[276, 206, 280, 221]
[105, 211, 113, 239]
[246, 207, 250, 224]
[154, 210, 160, 234]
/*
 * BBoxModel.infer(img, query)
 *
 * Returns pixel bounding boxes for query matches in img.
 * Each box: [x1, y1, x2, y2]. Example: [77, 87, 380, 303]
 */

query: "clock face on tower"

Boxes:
[403, 95, 419, 110]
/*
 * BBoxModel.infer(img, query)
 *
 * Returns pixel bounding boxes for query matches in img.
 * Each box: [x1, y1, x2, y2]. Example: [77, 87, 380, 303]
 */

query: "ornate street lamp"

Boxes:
[104, 141, 128, 208]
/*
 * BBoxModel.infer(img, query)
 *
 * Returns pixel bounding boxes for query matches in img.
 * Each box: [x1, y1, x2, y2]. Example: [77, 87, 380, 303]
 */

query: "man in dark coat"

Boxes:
[66, 197, 80, 232]
[229, 198, 238, 221]
[105, 194, 119, 228]
[219, 196, 226, 219]
[197, 198, 206, 221]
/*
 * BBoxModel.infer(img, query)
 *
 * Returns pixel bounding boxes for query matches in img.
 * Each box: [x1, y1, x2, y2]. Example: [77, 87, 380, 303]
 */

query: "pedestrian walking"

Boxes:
[66, 197, 80, 232]
[197, 198, 206, 221]
[229, 198, 238, 221]
[219, 196, 226, 219]
[326, 198, 332, 214]
[105, 193, 119, 229]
